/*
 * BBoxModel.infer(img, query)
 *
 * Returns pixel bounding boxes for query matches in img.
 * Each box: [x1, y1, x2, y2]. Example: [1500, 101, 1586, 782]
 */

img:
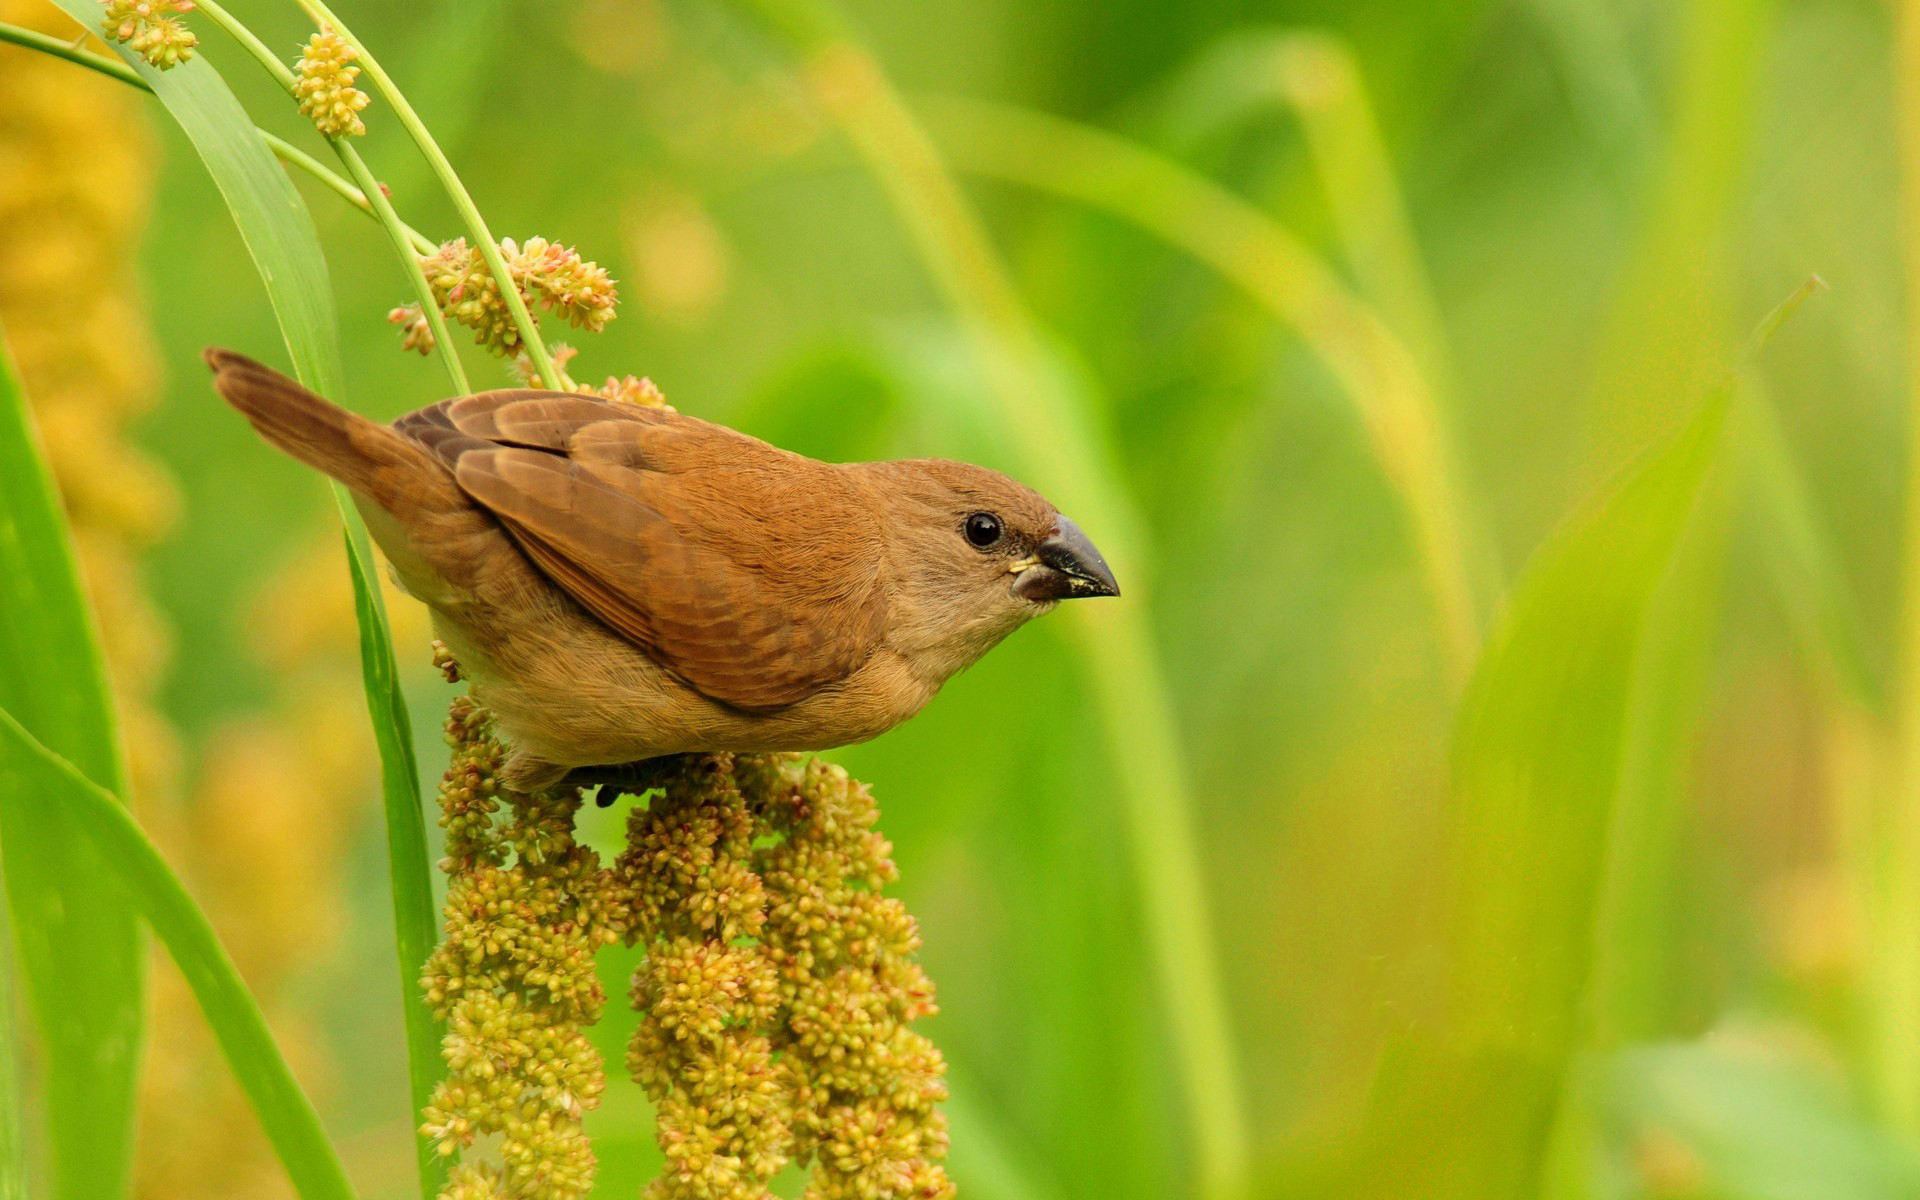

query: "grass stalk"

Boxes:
[296, 0, 562, 387]
[928, 95, 1482, 683]
[0, 20, 144, 83]
[727, 4, 1252, 1195]
[0, 26, 442, 262]
[1886, 0, 1920, 1135]
[190, 1, 467, 396]
[0, 859, 23, 1200]
[330, 144, 470, 393]
[258, 130, 438, 254]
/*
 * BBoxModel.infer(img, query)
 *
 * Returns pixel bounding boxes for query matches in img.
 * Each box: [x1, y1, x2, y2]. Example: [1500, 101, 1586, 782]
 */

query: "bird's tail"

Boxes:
[205, 347, 456, 523]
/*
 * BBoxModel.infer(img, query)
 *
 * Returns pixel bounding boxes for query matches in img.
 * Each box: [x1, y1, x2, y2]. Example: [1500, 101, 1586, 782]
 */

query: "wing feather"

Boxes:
[398, 392, 886, 711]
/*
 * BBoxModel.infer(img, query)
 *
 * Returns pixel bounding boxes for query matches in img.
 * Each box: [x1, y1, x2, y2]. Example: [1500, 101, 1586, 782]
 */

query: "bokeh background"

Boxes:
[5, 0, 1916, 1195]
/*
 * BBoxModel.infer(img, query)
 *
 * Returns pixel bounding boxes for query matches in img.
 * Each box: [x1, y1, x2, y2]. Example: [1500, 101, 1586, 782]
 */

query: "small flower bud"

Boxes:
[101, 0, 198, 70]
[292, 28, 371, 139]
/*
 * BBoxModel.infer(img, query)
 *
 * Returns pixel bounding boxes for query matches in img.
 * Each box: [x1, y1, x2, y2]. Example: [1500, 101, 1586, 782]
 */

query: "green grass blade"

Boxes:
[41, 6, 444, 1190]
[339, 518, 441, 1197]
[0, 709, 357, 1200]
[1357, 395, 1728, 1197]
[0, 330, 142, 1197]
[0, 820, 28, 1200]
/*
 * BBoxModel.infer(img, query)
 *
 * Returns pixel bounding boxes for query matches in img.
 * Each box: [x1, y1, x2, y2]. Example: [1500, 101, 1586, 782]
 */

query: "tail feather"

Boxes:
[204, 348, 458, 523]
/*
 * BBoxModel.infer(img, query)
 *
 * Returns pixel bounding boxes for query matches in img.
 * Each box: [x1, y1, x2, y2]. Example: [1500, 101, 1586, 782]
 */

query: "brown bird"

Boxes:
[206, 349, 1118, 790]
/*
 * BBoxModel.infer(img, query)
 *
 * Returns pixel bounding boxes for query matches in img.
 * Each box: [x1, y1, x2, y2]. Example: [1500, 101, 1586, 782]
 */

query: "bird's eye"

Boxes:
[964, 511, 1004, 549]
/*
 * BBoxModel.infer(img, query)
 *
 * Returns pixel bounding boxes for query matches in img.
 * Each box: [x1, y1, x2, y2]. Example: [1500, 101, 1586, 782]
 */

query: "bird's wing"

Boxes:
[395, 391, 889, 711]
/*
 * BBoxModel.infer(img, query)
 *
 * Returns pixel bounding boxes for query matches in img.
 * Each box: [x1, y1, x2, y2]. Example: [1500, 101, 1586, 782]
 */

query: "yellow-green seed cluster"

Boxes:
[621, 754, 955, 1200]
[394, 236, 618, 357]
[420, 697, 625, 1200]
[100, 0, 197, 70]
[419, 696, 950, 1199]
[292, 29, 369, 139]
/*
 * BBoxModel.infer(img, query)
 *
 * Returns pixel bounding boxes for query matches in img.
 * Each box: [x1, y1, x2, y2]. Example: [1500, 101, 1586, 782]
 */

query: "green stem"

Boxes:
[0, 857, 23, 1200]
[0, 709, 358, 1200]
[258, 130, 437, 254]
[0, 27, 444, 263]
[191, 1, 465, 396]
[297, 0, 561, 387]
[728, 5, 1252, 1196]
[334, 143, 470, 393]
[0, 21, 147, 86]
[194, 0, 293, 85]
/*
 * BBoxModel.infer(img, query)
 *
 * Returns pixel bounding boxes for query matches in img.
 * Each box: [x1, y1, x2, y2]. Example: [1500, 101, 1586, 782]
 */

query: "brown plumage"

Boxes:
[206, 349, 1118, 789]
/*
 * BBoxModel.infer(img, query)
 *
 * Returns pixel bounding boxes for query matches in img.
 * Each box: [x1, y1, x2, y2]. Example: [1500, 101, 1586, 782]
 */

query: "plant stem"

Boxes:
[727, 5, 1253, 1196]
[191, 1, 466, 395]
[194, 0, 292, 85]
[0, 26, 447, 264]
[333, 143, 470, 393]
[0, 21, 146, 85]
[297, 0, 561, 388]
[258, 130, 437, 254]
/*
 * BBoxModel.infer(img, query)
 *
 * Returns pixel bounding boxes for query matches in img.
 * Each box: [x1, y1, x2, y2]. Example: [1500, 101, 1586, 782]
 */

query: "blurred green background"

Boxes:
[21, 0, 1920, 1195]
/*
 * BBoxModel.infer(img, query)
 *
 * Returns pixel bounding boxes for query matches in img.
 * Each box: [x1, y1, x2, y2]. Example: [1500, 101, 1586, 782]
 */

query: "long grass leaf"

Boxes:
[1357, 397, 1728, 1196]
[340, 519, 441, 1197]
[0, 864, 21, 1200]
[0, 328, 142, 1196]
[0, 709, 357, 1200]
[42, 6, 443, 1188]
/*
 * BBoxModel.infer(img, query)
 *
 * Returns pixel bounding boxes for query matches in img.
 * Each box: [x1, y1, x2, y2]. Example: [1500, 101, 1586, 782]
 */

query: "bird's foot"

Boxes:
[564, 756, 692, 806]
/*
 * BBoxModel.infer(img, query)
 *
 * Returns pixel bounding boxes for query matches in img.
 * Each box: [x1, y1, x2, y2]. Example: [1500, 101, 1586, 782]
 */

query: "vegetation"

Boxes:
[0, 0, 1910, 1197]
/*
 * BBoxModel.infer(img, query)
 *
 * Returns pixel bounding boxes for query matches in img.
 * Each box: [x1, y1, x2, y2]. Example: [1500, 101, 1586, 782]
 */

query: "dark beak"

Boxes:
[1013, 515, 1121, 602]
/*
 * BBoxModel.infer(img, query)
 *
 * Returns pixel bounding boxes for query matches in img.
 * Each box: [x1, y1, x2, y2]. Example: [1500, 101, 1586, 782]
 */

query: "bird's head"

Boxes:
[855, 458, 1119, 685]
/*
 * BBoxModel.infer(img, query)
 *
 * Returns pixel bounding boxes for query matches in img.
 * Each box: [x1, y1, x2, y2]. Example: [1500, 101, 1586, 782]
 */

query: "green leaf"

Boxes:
[42, 6, 442, 1192]
[1357, 396, 1729, 1197]
[340, 517, 442, 1199]
[0, 709, 357, 1200]
[0, 328, 142, 1196]
[0, 757, 30, 1200]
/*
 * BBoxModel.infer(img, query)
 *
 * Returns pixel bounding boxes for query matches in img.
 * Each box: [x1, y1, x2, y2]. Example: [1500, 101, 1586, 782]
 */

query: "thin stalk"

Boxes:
[0, 28, 442, 260]
[0, 709, 358, 1200]
[727, 5, 1252, 1196]
[193, 0, 291, 86]
[258, 131, 437, 254]
[333, 144, 470, 393]
[1888, 0, 1920, 1135]
[297, 0, 561, 388]
[929, 95, 1480, 684]
[0, 21, 147, 85]
[0, 856, 22, 1200]
[191, 1, 465, 395]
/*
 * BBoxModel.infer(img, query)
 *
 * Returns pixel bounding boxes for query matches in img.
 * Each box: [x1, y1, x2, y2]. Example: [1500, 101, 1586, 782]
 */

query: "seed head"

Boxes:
[293, 29, 370, 139]
[411, 237, 618, 357]
[101, 0, 198, 70]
